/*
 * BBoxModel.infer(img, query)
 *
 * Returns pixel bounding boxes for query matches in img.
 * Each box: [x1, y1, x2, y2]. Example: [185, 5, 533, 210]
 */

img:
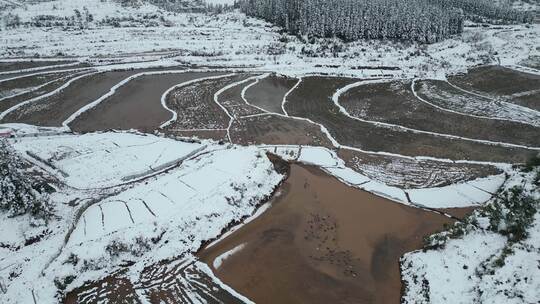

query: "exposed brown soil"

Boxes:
[199, 164, 454, 304]
[338, 148, 501, 189]
[69, 71, 227, 132]
[230, 114, 334, 147]
[244, 74, 298, 114]
[448, 65, 540, 111]
[1, 70, 141, 126]
[64, 272, 140, 304]
[286, 76, 535, 163]
[163, 75, 249, 132]
[341, 80, 540, 147]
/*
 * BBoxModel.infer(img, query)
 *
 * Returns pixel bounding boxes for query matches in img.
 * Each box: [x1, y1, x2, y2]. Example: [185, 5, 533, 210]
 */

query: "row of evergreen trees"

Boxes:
[240, 0, 532, 43]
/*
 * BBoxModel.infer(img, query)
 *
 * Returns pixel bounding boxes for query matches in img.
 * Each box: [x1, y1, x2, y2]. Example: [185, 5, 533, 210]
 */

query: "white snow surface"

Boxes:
[259, 145, 504, 208]
[407, 174, 506, 208]
[402, 168, 540, 304]
[0, 0, 538, 79]
[401, 231, 508, 304]
[8, 132, 203, 189]
[213, 243, 246, 269]
[0, 128, 284, 304]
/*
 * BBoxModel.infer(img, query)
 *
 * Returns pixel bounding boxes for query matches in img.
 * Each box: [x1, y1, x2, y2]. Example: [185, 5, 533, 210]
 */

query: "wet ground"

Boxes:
[230, 114, 334, 148]
[448, 65, 540, 111]
[341, 80, 540, 147]
[337, 148, 501, 189]
[1, 70, 141, 126]
[64, 259, 245, 304]
[163, 75, 250, 131]
[0, 71, 90, 114]
[2, 61, 538, 304]
[199, 164, 454, 304]
[70, 71, 228, 132]
[286, 76, 535, 163]
[243, 74, 297, 114]
[0, 60, 76, 73]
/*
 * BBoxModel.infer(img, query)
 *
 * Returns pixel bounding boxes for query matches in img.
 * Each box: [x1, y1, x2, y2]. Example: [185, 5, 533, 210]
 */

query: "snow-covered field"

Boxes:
[10, 132, 204, 188]
[0, 0, 538, 79]
[0, 126, 284, 303]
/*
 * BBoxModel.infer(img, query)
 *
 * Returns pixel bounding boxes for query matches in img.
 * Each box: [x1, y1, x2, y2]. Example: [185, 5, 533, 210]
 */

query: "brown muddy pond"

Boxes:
[199, 164, 454, 304]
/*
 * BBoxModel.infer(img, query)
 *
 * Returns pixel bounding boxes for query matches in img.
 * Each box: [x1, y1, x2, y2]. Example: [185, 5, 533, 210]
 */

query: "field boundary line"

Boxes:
[0, 62, 80, 76]
[0, 71, 99, 121]
[0, 67, 92, 84]
[332, 80, 540, 151]
[159, 73, 237, 128]
[213, 74, 262, 142]
[411, 79, 540, 128]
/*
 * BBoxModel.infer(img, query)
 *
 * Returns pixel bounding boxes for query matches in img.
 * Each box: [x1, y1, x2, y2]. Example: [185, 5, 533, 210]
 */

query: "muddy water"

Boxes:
[2, 70, 141, 126]
[70, 71, 227, 132]
[199, 164, 453, 304]
[244, 75, 298, 114]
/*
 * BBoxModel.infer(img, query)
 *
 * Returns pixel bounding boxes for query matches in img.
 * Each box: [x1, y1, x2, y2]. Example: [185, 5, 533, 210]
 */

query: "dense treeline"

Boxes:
[430, 0, 533, 24]
[240, 0, 533, 43]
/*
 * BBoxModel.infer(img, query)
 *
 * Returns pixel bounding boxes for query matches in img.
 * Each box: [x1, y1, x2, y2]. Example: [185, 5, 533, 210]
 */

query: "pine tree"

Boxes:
[0, 140, 52, 223]
[240, 0, 531, 43]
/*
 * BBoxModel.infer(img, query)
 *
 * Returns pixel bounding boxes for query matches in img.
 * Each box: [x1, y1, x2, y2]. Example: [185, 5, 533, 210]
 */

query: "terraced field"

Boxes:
[1, 61, 538, 304]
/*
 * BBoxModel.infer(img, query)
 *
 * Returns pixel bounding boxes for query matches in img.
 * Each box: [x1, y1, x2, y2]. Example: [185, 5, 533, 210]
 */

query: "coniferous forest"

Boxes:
[240, 0, 533, 43]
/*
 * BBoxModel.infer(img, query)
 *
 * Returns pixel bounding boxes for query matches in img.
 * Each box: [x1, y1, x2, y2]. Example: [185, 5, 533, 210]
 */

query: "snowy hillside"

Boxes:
[402, 162, 540, 303]
[0, 0, 538, 79]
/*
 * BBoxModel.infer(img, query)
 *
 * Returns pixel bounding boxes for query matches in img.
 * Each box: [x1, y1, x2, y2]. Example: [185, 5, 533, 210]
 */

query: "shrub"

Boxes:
[0, 140, 53, 222]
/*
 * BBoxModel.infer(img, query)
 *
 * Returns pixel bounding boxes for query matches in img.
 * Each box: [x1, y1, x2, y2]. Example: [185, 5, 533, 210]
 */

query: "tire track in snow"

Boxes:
[137, 199, 157, 217]
[98, 205, 105, 230]
[121, 200, 136, 224]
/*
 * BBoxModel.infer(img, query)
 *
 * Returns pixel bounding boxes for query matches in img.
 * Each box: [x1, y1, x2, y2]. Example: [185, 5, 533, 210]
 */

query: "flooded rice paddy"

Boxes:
[1, 61, 538, 303]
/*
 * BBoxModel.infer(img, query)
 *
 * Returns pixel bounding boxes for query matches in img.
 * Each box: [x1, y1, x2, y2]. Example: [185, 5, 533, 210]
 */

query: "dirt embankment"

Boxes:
[199, 163, 456, 304]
